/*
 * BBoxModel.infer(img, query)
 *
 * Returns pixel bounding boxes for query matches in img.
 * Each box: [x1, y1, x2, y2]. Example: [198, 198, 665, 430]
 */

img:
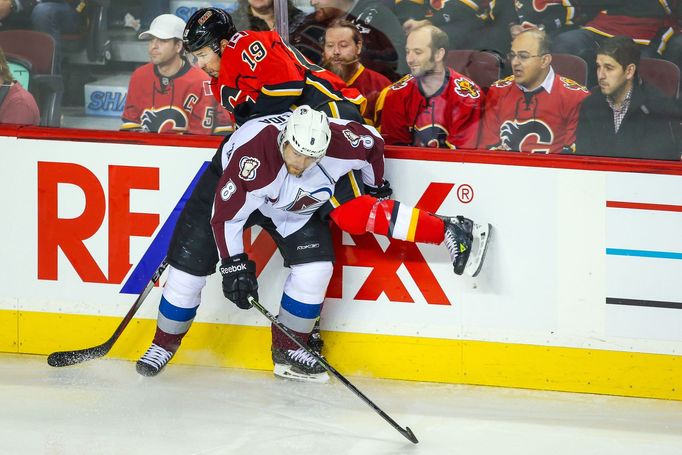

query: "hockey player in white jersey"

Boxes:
[210, 106, 490, 382]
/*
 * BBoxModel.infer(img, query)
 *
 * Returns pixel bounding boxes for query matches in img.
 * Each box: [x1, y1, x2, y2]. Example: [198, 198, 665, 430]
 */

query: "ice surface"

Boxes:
[1, 353, 681, 455]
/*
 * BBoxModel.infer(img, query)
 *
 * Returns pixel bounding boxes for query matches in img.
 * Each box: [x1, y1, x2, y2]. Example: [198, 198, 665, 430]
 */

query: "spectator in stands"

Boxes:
[323, 19, 390, 124]
[121, 14, 233, 135]
[291, 0, 407, 81]
[0, 44, 39, 124]
[231, 0, 306, 34]
[0, 0, 83, 71]
[374, 24, 483, 149]
[575, 36, 681, 161]
[552, 1, 673, 86]
[478, 28, 589, 154]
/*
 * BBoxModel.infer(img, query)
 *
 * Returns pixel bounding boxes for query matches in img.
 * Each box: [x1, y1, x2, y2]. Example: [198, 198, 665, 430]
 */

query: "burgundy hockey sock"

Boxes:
[271, 323, 309, 351]
[152, 326, 184, 353]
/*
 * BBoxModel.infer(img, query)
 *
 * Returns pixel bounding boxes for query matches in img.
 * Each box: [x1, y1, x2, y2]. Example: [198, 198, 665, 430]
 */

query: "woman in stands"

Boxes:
[0, 45, 39, 125]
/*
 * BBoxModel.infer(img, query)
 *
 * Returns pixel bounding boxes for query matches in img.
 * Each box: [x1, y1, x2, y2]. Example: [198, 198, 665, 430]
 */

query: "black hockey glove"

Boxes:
[220, 253, 258, 310]
[366, 179, 393, 200]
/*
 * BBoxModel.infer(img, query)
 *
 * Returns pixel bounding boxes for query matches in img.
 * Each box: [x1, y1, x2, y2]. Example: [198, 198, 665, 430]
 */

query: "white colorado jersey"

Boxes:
[211, 112, 385, 259]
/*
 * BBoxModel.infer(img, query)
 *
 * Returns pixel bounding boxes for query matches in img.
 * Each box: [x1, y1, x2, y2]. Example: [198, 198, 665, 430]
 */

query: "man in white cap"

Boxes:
[121, 13, 233, 135]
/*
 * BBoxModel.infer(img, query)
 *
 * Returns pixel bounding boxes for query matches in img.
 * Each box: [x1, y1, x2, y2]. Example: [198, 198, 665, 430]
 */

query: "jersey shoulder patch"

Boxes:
[491, 75, 515, 88]
[558, 76, 589, 93]
[453, 76, 482, 99]
[388, 74, 414, 91]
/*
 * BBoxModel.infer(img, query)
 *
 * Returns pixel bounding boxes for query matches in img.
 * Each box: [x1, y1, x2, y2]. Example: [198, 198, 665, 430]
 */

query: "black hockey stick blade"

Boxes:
[47, 259, 170, 367]
[247, 296, 419, 444]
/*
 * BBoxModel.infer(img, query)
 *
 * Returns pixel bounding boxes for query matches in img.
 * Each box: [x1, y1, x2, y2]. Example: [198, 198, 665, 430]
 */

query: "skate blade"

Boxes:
[465, 222, 491, 277]
[274, 364, 330, 383]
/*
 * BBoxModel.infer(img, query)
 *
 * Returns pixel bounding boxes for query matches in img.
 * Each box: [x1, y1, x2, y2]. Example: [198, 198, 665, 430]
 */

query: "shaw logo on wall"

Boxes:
[36, 161, 454, 305]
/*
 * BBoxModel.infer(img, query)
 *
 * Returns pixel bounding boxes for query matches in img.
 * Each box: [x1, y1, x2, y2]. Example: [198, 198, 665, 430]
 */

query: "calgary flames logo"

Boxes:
[413, 124, 449, 148]
[454, 77, 481, 99]
[499, 119, 554, 153]
[140, 108, 188, 133]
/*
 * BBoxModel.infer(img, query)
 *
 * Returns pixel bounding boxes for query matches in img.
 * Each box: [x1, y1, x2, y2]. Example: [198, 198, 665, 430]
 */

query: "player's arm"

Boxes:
[211, 150, 266, 310]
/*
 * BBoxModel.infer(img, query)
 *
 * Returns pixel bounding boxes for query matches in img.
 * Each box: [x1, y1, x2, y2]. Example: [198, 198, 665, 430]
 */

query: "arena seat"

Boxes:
[0, 30, 64, 127]
[638, 58, 680, 99]
[550, 53, 588, 86]
[445, 50, 502, 89]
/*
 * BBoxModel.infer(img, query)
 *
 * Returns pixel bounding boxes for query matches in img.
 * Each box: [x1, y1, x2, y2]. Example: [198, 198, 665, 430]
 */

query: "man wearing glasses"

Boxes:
[478, 28, 589, 154]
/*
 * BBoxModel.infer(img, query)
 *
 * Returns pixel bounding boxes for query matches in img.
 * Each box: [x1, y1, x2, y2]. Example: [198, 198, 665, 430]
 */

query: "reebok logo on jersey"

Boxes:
[220, 263, 247, 274]
[239, 156, 260, 181]
[220, 179, 237, 201]
[296, 243, 320, 250]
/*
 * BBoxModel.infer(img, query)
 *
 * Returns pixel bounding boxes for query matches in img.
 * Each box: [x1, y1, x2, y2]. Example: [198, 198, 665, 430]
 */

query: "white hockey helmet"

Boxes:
[280, 105, 332, 159]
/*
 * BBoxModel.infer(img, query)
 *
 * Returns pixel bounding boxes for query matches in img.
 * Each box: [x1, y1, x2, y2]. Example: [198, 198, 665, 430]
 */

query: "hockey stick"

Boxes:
[247, 296, 419, 444]
[47, 259, 170, 367]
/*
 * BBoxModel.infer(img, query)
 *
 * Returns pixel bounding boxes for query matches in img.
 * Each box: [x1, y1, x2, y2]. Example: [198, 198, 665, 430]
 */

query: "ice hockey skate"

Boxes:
[441, 216, 491, 277]
[308, 318, 324, 354]
[272, 346, 330, 383]
[136, 343, 175, 377]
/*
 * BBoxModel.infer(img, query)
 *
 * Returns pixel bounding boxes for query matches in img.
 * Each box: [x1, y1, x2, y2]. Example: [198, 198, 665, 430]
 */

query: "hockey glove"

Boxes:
[366, 179, 393, 200]
[220, 253, 258, 310]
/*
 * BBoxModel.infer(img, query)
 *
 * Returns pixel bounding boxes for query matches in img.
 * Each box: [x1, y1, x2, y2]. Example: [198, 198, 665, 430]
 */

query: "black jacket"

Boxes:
[575, 80, 682, 160]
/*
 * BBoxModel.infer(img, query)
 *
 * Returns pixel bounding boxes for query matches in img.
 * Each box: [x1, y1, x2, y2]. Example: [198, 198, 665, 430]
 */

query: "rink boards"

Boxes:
[1, 126, 681, 400]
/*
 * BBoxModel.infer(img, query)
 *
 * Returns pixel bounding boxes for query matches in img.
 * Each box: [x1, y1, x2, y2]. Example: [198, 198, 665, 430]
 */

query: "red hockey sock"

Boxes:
[330, 195, 445, 244]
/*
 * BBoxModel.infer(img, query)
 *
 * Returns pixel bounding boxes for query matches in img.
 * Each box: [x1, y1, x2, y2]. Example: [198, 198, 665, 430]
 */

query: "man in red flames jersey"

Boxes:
[121, 14, 233, 135]
[375, 24, 484, 149]
[479, 28, 589, 154]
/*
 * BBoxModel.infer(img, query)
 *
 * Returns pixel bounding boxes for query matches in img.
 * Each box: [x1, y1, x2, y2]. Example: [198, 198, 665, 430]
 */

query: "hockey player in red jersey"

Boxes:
[121, 14, 233, 135]
[374, 24, 484, 149]
[182, 8, 365, 125]
[211, 106, 490, 381]
[478, 28, 589, 154]
[135, 7, 365, 376]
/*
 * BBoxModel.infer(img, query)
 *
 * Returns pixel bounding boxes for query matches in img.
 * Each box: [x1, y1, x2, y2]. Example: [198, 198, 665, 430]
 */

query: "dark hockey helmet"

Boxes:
[183, 8, 237, 54]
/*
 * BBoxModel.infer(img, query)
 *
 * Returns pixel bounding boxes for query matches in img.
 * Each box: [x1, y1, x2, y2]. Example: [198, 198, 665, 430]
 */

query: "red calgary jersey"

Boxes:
[211, 30, 365, 125]
[374, 68, 484, 148]
[122, 62, 233, 134]
[478, 71, 589, 154]
[346, 64, 392, 124]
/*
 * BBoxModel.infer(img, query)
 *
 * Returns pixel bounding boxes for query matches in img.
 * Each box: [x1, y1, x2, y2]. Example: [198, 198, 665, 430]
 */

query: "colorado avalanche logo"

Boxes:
[343, 129, 374, 148]
[413, 124, 449, 148]
[454, 78, 481, 99]
[238, 156, 260, 181]
[499, 119, 554, 153]
[284, 187, 333, 214]
[140, 108, 188, 132]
